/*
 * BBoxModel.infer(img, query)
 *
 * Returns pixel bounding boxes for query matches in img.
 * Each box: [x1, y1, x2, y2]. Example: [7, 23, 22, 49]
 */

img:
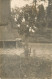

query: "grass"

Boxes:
[0, 54, 52, 79]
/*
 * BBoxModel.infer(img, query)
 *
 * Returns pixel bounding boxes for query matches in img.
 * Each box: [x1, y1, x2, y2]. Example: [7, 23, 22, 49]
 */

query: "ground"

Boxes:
[0, 43, 52, 79]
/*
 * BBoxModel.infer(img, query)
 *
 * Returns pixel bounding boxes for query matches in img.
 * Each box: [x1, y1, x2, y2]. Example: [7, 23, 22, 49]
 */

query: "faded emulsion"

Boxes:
[0, 0, 52, 79]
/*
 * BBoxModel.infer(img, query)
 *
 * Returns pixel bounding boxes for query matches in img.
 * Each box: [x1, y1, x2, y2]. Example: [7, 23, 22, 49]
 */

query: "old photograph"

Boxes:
[0, 0, 52, 79]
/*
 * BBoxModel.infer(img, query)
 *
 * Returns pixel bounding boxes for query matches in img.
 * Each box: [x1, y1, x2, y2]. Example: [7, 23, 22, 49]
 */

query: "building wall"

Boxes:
[0, 0, 10, 25]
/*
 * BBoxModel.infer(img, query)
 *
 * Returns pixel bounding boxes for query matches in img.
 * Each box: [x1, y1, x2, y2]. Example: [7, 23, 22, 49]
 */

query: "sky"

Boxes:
[11, 0, 33, 8]
[11, 0, 48, 9]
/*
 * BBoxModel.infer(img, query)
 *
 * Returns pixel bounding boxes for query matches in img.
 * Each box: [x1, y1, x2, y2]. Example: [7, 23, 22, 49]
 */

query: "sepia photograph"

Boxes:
[0, 0, 52, 79]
